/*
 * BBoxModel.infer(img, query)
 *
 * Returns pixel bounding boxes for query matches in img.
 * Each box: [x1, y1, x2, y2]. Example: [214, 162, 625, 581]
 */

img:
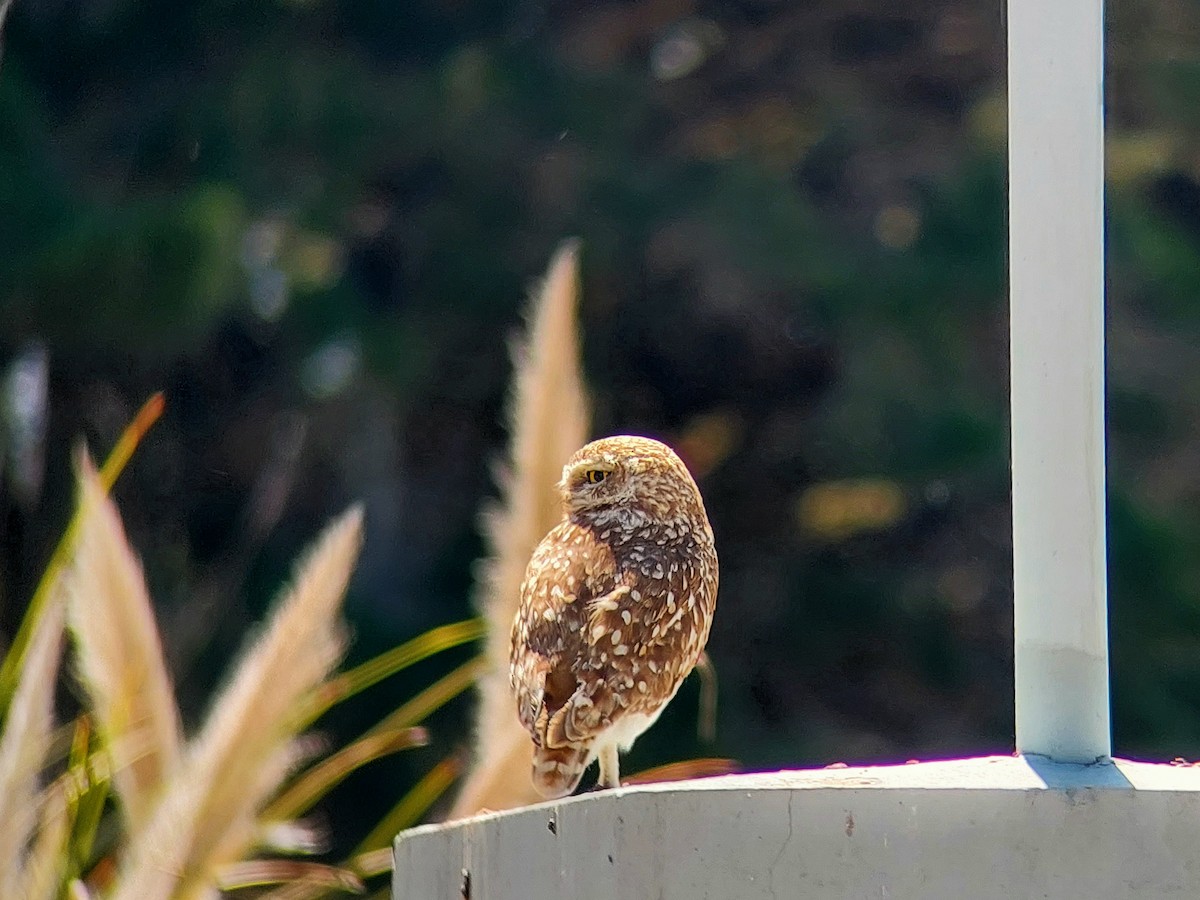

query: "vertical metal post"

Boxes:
[1009, 0, 1110, 761]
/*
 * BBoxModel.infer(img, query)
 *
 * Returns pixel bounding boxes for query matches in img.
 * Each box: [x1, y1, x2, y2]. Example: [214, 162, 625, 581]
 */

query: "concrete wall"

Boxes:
[394, 756, 1200, 899]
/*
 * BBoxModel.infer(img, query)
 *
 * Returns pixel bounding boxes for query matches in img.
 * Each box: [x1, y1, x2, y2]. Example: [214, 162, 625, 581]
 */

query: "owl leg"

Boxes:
[597, 743, 620, 789]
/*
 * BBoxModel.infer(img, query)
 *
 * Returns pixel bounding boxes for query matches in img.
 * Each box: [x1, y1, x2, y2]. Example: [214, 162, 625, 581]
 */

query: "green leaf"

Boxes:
[354, 754, 461, 856]
[301, 619, 485, 726]
[265, 726, 428, 821]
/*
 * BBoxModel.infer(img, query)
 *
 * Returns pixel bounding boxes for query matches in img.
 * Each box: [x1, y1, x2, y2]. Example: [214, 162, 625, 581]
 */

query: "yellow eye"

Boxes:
[583, 469, 610, 484]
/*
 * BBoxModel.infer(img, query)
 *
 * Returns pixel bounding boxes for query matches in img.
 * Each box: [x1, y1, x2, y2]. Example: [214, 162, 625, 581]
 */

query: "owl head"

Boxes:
[558, 435, 703, 522]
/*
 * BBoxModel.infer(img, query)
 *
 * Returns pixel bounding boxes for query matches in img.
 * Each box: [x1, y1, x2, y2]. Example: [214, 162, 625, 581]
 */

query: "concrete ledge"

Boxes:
[393, 756, 1200, 899]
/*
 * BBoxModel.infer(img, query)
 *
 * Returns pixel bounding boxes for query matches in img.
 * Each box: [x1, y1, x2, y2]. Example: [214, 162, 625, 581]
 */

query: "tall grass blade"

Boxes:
[274, 658, 479, 832]
[356, 754, 460, 856]
[61, 717, 112, 884]
[303, 618, 484, 725]
[217, 860, 363, 893]
[350, 849, 392, 880]
[623, 758, 739, 785]
[695, 651, 718, 744]
[374, 657, 482, 735]
[265, 726, 427, 821]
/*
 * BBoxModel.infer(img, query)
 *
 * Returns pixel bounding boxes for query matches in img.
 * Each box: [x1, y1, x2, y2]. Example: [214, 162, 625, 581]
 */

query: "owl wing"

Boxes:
[510, 522, 627, 750]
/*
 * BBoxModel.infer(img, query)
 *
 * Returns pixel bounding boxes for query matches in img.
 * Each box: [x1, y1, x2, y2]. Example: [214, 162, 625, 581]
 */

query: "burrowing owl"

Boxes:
[510, 435, 718, 798]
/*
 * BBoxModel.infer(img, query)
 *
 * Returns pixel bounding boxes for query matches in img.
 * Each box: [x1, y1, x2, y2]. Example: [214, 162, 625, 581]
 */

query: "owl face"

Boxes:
[559, 447, 639, 514]
[557, 435, 700, 521]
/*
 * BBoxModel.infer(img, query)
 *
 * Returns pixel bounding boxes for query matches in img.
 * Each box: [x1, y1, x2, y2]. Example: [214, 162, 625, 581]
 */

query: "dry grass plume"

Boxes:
[0, 593, 65, 895]
[13, 783, 71, 900]
[112, 505, 363, 900]
[450, 240, 591, 818]
[65, 448, 182, 830]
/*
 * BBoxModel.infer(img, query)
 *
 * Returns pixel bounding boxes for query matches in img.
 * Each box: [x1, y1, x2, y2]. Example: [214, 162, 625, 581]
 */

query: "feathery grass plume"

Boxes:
[113, 505, 364, 900]
[0, 392, 164, 722]
[65, 448, 182, 830]
[15, 783, 70, 900]
[450, 239, 591, 818]
[0, 593, 65, 895]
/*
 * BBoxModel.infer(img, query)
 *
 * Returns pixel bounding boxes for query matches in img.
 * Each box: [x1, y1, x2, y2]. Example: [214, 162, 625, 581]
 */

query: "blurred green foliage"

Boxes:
[2, 0, 1200, 839]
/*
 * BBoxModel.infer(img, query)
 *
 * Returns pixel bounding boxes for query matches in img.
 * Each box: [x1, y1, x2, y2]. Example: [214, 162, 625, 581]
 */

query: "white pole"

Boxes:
[1008, 0, 1110, 762]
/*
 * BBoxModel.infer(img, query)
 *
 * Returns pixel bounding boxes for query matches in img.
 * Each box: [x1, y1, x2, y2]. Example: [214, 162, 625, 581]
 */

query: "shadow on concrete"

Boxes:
[1022, 754, 1134, 789]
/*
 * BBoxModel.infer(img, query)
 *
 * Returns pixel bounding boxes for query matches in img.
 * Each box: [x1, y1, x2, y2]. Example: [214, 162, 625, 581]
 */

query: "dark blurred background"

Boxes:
[3, 0, 1200, 836]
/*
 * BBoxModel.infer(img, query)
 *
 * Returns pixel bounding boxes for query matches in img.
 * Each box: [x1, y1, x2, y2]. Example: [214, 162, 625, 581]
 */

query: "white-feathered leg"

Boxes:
[597, 744, 620, 789]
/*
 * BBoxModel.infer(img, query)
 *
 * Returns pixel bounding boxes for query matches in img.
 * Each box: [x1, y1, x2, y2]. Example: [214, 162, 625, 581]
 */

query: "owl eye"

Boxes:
[583, 469, 610, 485]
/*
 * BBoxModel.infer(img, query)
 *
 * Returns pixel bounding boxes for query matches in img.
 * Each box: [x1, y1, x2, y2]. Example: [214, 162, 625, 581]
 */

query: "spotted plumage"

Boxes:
[509, 435, 718, 798]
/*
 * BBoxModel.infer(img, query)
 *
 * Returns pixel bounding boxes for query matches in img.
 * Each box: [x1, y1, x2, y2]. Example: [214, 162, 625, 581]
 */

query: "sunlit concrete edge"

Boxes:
[393, 756, 1200, 900]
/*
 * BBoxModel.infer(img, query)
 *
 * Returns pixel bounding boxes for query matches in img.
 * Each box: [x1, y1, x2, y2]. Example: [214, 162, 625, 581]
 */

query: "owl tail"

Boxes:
[531, 744, 591, 799]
